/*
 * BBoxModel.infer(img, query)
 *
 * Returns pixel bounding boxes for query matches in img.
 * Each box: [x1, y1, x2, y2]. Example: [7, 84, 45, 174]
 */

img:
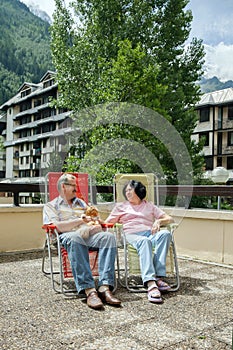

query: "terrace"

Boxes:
[1, 248, 232, 349]
[0, 182, 233, 349]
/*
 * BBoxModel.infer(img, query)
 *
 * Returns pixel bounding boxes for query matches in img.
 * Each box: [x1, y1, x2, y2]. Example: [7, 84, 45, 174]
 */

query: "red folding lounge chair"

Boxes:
[42, 172, 100, 295]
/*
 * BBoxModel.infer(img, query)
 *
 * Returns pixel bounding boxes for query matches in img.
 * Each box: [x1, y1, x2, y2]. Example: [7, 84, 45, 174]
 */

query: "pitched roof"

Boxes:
[197, 88, 233, 107]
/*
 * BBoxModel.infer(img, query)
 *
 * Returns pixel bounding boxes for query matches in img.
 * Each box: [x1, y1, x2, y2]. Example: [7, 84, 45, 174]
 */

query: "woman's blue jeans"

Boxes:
[59, 230, 117, 294]
[125, 229, 172, 285]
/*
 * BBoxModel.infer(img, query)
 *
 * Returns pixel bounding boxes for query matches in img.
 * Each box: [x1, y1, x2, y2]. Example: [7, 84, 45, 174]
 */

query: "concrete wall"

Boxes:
[0, 206, 45, 253]
[165, 207, 233, 265]
[0, 204, 232, 266]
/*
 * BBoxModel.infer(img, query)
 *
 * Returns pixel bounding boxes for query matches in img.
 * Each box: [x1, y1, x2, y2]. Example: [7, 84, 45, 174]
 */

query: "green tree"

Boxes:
[51, 0, 205, 183]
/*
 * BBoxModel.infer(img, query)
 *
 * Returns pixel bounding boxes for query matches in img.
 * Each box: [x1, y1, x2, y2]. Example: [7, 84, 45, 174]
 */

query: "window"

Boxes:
[199, 132, 209, 146]
[42, 139, 47, 148]
[42, 123, 56, 133]
[34, 114, 41, 121]
[19, 101, 32, 112]
[59, 117, 72, 129]
[41, 108, 56, 119]
[218, 107, 223, 128]
[50, 138, 54, 146]
[34, 99, 42, 107]
[228, 105, 233, 120]
[199, 107, 210, 122]
[43, 78, 55, 88]
[21, 89, 31, 98]
[34, 127, 41, 135]
[19, 129, 31, 138]
[228, 131, 233, 146]
[217, 133, 222, 155]
[227, 156, 233, 169]
[19, 170, 30, 177]
[217, 157, 222, 167]
[204, 156, 213, 170]
[20, 115, 31, 125]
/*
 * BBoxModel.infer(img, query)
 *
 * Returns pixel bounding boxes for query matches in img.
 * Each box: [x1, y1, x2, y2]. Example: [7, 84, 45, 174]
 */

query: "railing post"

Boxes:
[91, 186, 97, 204]
[13, 192, 19, 206]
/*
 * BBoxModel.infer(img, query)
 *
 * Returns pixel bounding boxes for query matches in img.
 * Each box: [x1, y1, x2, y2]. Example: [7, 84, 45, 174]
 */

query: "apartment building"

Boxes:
[0, 71, 72, 180]
[192, 88, 233, 177]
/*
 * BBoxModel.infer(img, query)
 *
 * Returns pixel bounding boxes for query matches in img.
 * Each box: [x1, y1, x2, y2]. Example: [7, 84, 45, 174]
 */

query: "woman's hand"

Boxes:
[151, 220, 160, 234]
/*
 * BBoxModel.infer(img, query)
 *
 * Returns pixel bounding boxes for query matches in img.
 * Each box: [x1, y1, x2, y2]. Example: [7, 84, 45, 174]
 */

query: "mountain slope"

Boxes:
[199, 76, 233, 93]
[0, 0, 53, 105]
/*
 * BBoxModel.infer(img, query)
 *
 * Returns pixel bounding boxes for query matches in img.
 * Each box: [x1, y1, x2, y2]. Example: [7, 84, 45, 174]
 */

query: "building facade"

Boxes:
[192, 88, 233, 177]
[0, 71, 72, 180]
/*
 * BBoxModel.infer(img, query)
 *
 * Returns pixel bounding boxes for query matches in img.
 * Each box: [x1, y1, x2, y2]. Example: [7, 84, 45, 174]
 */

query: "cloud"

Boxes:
[21, 0, 233, 82]
[21, 0, 55, 18]
[188, 0, 233, 45]
[204, 43, 233, 81]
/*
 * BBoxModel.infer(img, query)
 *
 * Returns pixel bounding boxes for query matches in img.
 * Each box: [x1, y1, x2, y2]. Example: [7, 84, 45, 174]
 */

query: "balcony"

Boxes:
[30, 163, 41, 170]
[30, 148, 41, 156]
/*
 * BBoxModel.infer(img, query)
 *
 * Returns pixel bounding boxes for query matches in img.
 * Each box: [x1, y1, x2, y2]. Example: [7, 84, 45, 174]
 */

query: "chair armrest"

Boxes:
[167, 223, 179, 231]
[42, 224, 57, 233]
[101, 223, 115, 229]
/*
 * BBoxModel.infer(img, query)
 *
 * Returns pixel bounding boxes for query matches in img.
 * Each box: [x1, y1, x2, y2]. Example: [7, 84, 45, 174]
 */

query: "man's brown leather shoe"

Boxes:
[87, 291, 104, 309]
[98, 290, 121, 306]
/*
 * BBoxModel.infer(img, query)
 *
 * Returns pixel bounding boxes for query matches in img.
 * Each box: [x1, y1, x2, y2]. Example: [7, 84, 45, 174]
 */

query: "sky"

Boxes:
[21, 0, 233, 82]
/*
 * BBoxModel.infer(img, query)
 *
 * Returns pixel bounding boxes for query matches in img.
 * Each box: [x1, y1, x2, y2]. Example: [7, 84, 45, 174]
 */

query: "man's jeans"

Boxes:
[125, 229, 172, 284]
[59, 230, 117, 293]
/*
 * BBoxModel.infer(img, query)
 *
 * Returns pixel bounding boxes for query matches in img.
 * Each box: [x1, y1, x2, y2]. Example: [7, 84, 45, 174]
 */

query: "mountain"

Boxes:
[24, 1, 52, 24]
[199, 76, 233, 93]
[0, 0, 53, 105]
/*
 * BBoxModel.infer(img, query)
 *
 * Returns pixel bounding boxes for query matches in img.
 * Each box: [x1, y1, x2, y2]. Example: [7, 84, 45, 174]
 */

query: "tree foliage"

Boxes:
[51, 0, 205, 184]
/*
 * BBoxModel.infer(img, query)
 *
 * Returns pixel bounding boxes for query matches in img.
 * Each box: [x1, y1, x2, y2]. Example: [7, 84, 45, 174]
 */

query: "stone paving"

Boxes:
[0, 252, 233, 350]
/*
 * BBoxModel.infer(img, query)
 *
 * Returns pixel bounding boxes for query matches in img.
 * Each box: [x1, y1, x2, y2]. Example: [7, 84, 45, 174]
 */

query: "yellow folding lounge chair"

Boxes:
[114, 173, 180, 292]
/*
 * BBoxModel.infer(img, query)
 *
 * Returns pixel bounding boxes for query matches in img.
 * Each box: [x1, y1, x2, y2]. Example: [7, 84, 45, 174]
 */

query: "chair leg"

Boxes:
[169, 239, 180, 292]
[56, 236, 78, 296]
[41, 233, 74, 295]
[41, 238, 50, 275]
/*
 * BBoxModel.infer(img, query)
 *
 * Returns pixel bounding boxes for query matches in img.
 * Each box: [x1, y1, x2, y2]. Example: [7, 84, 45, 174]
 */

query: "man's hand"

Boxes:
[81, 214, 92, 223]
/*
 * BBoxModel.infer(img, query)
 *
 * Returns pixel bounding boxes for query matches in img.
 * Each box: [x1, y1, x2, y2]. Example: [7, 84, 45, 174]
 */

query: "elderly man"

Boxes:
[43, 173, 121, 309]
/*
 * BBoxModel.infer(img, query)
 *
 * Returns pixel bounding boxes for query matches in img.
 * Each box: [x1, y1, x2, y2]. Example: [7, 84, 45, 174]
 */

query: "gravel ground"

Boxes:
[0, 251, 233, 350]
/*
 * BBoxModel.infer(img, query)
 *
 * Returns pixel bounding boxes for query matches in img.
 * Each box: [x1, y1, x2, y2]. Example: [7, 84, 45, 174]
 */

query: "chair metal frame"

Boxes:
[41, 172, 99, 296]
[113, 173, 180, 292]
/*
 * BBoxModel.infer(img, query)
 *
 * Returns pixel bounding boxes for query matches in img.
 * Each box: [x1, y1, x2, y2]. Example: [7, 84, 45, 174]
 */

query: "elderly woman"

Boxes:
[106, 179, 174, 304]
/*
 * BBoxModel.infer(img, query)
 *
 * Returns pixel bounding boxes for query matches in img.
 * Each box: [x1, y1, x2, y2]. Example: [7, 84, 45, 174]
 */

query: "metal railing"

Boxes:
[0, 183, 232, 207]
